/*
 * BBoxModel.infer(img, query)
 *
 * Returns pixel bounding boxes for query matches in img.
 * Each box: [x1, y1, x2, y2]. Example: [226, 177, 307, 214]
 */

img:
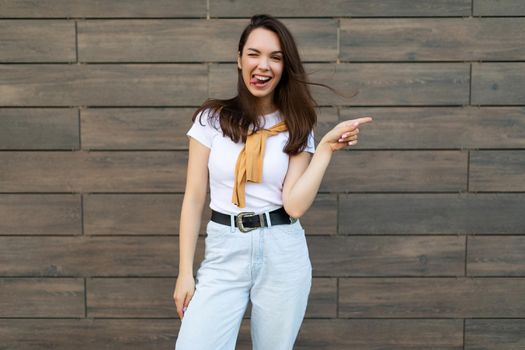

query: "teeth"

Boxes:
[255, 75, 271, 81]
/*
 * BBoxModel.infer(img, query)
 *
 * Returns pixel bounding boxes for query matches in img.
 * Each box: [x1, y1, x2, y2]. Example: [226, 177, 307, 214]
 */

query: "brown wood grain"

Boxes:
[0, 64, 207, 106]
[0, 0, 205, 17]
[210, 63, 470, 106]
[308, 235, 465, 276]
[341, 18, 525, 61]
[321, 150, 467, 192]
[0, 151, 186, 192]
[339, 193, 525, 235]
[0, 278, 84, 317]
[340, 107, 525, 149]
[0, 194, 81, 235]
[0, 108, 79, 150]
[474, 0, 525, 16]
[470, 150, 525, 191]
[0, 236, 203, 276]
[0, 20, 75, 62]
[339, 277, 525, 317]
[468, 236, 525, 276]
[472, 63, 525, 105]
[465, 319, 525, 350]
[78, 19, 336, 62]
[210, 0, 471, 17]
[81, 108, 194, 150]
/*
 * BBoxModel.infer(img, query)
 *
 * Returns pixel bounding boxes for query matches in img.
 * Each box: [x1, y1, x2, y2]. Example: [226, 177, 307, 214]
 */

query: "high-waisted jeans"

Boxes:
[175, 216, 312, 350]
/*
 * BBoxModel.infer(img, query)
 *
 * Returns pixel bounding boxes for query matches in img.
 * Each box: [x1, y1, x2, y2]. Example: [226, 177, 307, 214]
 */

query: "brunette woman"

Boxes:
[173, 14, 372, 350]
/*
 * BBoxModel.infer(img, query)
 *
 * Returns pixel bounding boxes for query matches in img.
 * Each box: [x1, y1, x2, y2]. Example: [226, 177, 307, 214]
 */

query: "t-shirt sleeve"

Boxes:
[304, 129, 316, 154]
[186, 110, 215, 149]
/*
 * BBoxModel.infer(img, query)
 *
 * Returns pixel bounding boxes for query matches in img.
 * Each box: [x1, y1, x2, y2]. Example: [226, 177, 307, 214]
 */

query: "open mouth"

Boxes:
[250, 74, 273, 87]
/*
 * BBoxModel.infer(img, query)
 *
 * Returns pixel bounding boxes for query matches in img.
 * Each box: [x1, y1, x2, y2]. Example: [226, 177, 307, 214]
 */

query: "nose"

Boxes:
[257, 57, 270, 70]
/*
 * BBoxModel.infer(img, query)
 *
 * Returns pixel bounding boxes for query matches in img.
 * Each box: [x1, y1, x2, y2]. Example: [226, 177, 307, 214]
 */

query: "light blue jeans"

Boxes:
[175, 216, 312, 350]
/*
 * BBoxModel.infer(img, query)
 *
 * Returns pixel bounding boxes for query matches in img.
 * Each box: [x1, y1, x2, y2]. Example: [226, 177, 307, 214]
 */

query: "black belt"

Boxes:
[211, 207, 297, 233]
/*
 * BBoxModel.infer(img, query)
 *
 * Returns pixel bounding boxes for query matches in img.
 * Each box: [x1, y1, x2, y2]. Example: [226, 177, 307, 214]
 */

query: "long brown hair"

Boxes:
[192, 14, 336, 155]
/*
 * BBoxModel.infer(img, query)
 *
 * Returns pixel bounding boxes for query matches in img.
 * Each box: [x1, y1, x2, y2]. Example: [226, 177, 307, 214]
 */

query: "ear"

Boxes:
[237, 51, 242, 70]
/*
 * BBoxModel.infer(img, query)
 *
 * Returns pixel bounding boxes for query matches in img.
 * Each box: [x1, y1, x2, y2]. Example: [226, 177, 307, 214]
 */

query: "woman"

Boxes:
[173, 14, 372, 350]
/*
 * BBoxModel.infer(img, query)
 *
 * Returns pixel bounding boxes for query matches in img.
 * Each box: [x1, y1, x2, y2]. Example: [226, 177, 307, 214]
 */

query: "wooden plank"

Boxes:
[81, 108, 194, 150]
[465, 319, 525, 350]
[339, 277, 525, 317]
[300, 194, 338, 235]
[339, 193, 525, 235]
[474, 0, 525, 16]
[321, 150, 467, 192]
[0, 151, 186, 192]
[341, 18, 525, 61]
[0, 20, 75, 62]
[470, 151, 525, 191]
[0, 278, 84, 317]
[78, 19, 336, 62]
[340, 107, 525, 149]
[210, 0, 471, 17]
[0, 194, 81, 235]
[0, 108, 79, 150]
[472, 63, 525, 105]
[0, 0, 205, 18]
[209, 63, 470, 106]
[468, 236, 525, 276]
[86, 277, 335, 318]
[0, 319, 179, 350]
[0, 64, 207, 106]
[307, 236, 464, 276]
[0, 236, 204, 276]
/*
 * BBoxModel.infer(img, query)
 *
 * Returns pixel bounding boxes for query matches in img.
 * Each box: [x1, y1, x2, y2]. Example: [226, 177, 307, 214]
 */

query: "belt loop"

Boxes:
[264, 211, 272, 228]
[230, 214, 236, 232]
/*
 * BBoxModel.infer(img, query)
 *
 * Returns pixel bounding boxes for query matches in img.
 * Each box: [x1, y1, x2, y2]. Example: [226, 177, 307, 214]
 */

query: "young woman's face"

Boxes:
[237, 28, 284, 106]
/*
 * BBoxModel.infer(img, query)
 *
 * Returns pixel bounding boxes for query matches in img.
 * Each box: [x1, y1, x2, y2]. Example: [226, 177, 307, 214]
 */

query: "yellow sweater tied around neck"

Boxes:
[232, 120, 288, 208]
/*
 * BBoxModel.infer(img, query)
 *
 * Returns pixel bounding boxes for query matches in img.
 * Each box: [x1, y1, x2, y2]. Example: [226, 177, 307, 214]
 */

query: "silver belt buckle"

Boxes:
[236, 211, 263, 233]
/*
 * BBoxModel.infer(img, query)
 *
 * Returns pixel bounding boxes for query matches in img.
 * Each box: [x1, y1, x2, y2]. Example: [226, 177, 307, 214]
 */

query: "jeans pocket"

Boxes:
[271, 220, 305, 240]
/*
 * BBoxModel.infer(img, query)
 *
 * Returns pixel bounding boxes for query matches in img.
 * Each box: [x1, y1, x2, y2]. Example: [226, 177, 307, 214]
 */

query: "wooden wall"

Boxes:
[1, 1, 524, 349]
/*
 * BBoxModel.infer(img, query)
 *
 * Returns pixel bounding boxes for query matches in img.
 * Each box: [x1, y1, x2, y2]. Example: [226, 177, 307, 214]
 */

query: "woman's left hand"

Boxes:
[319, 116, 373, 152]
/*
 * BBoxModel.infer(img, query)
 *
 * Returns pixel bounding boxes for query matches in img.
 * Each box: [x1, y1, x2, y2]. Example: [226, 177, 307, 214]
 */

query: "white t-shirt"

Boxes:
[186, 108, 315, 215]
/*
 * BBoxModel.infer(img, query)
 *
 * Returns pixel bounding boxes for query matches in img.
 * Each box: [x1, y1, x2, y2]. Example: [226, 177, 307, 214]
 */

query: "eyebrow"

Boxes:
[247, 48, 283, 55]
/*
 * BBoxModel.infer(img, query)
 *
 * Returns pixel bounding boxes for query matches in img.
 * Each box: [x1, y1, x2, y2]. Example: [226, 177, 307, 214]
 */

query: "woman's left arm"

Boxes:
[282, 117, 373, 218]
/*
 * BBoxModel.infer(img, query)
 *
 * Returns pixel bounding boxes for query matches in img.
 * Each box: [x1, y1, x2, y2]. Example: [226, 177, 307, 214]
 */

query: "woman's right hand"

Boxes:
[173, 272, 196, 319]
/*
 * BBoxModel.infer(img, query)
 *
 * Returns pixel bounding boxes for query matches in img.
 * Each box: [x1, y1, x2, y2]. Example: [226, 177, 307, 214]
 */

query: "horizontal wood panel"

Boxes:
[86, 277, 336, 318]
[339, 193, 525, 234]
[0, 64, 207, 106]
[308, 236, 464, 276]
[472, 63, 525, 105]
[469, 150, 525, 191]
[340, 107, 525, 149]
[0, 236, 202, 276]
[341, 18, 525, 61]
[81, 108, 194, 150]
[78, 19, 336, 62]
[0, 278, 84, 317]
[321, 150, 467, 192]
[339, 277, 525, 317]
[465, 319, 525, 350]
[0, 108, 79, 149]
[0, 151, 186, 192]
[468, 236, 525, 276]
[210, 63, 470, 106]
[474, 0, 525, 16]
[0, 194, 80, 235]
[0, 319, 179, 350]
[0, 0, 205, 17]
[0, 20, 75, 62]
[0, 318, 463, 350]
[210, 0, 471, 17]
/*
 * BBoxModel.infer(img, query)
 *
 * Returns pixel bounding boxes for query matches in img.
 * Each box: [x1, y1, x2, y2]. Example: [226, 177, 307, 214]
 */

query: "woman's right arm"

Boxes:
[174, 136, 210, 318]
